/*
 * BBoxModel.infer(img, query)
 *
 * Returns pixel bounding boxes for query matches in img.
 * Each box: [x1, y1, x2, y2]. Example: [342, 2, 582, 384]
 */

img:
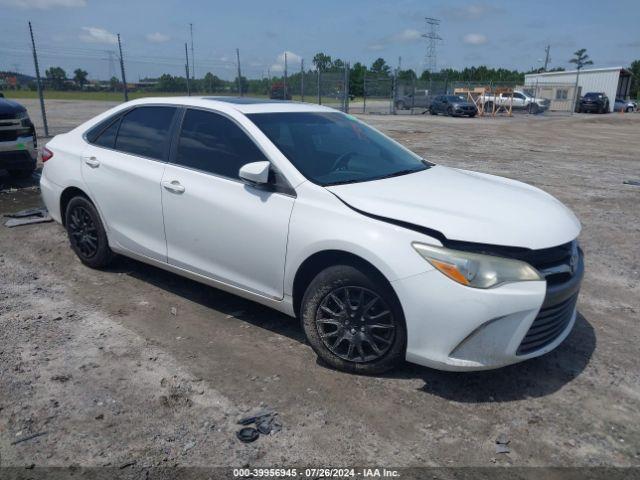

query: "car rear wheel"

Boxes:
[300, 265, 406, 374]
[65, 196, 114, 268]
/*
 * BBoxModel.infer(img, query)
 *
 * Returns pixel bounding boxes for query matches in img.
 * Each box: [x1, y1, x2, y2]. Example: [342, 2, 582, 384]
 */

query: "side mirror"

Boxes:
[239, 161, 271, 186]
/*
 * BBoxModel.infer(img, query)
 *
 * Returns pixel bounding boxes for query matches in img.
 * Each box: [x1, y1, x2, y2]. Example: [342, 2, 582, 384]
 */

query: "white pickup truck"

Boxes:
[481, 90, 550, 113]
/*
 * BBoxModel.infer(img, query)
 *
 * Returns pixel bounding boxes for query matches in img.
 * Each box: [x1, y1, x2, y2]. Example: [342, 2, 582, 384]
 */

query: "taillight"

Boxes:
[41, 147, 54, 163]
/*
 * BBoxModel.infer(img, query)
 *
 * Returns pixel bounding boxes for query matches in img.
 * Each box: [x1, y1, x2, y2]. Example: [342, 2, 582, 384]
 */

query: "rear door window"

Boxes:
[92, 118, 120, 149]
[115, 106, 177, 160]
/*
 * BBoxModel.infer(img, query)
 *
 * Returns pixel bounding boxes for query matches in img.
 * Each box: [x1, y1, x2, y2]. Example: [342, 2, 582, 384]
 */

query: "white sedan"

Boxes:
[40, 97, 584, 374]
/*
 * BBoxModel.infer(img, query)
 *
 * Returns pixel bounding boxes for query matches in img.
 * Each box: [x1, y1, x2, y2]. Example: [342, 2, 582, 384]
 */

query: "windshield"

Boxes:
[445, 95, 465, 102]
[248, 112, 430, 186]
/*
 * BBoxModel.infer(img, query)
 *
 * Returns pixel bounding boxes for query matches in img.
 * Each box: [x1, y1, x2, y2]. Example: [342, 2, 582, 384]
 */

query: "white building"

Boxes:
[525, 67, 633, 112]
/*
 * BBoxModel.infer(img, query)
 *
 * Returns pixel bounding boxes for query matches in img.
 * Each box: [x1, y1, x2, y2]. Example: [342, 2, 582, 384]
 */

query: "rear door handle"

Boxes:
[162, 180, 185, 194]
[83, 156, 100, 168]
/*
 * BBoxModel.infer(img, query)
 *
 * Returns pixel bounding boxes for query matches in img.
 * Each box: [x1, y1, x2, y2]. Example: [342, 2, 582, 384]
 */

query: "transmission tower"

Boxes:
[105, 50, 117, 80]
[422, 17, 442, 74]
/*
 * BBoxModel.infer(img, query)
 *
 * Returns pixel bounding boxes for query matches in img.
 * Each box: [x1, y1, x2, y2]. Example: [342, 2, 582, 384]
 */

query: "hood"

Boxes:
[0, 98, 27, 116]
[327, 165, 580, 250]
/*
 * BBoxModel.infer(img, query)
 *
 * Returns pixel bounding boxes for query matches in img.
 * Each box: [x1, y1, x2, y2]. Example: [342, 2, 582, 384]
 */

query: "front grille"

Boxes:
[0, 113, 18, 120]
[517, 293, 577, 355]
[0, 130, 19, 142]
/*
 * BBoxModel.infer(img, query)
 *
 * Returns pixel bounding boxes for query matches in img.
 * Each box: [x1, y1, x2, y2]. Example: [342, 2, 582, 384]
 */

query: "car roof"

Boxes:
[120, 96, 337, 114]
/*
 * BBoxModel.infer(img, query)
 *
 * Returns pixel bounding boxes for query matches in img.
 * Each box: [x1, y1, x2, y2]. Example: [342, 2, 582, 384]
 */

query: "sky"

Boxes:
[0, 0, 639, 81]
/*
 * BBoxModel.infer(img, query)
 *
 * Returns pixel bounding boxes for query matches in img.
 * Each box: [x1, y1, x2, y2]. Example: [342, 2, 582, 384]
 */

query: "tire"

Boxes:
[8, 168, 35, 179]
[300, 265, 406, 375]
[468, 113, 476, 118]
[429, 107, 438, 115]
[627, 106, 633, 113]
[484, 101, 494, 113]
[527, 103, 540, 114]
[395, 101, 405, 111]
[447, 106, 454, 117]
[65, 196, 114, 268]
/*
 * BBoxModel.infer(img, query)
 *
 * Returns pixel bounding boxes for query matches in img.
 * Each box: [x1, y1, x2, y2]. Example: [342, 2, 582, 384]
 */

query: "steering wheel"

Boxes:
[331, 151, 356, 172]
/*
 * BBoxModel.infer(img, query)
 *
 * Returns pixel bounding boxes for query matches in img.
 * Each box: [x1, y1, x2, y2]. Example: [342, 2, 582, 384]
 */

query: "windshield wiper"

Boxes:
[371, 168, 422, 181]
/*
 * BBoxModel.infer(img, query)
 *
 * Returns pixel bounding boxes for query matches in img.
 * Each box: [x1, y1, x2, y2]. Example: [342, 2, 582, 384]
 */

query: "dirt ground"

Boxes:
[1, 99, 639, 473]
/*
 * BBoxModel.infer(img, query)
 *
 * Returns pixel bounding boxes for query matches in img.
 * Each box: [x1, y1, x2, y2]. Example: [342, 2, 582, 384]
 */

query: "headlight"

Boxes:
[16, 111, 29, 120]
[412, 242, 543, 289]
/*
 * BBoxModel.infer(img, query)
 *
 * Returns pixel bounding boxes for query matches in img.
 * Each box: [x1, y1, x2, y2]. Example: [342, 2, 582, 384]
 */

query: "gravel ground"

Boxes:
[1, 100, 639, 473]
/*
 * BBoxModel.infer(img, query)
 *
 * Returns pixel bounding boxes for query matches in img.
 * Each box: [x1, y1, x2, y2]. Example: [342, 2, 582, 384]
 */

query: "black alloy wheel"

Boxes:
[316, 286, 396, 363]
[300, 264, 406, 374]
[68, 205, 99, 259]
[65, 196, 114, 268]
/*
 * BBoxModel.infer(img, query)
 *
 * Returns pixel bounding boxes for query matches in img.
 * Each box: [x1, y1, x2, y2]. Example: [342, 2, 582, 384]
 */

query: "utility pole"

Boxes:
[343, 62, 350, 113]
[300, 59, 304, 102]
[189, 23, 195, 78]
[317, 68, 321, 105]
[117, 33, 128, 102]
[236, 48, 243, 96]
[283, 52, 288, 100]
[28, 21, 48, 137]
[184, 43, 191, 96]
[543, 45, 551, 71]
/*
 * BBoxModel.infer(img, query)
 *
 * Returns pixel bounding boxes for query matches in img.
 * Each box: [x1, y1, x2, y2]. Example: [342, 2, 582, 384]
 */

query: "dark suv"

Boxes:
[577, 92, 610, 113]
[0, 95, 37, 178]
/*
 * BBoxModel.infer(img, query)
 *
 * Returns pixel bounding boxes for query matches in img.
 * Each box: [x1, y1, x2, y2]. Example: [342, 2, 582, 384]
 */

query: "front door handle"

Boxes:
[83, 156, 100, 168]
[162, 180, 185, 194]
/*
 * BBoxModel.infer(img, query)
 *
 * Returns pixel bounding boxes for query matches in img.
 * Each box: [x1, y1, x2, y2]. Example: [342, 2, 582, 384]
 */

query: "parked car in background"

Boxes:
[429, 95, 477, 117]
[481, 90, 550, 113]
[577, 92, 610, 113]
[40, 97, 583, 374]
[613, 97, 636, 112]
[395, 90, 430, 110]
[269, 83, 291, 100]
[0, 96, 37, 178]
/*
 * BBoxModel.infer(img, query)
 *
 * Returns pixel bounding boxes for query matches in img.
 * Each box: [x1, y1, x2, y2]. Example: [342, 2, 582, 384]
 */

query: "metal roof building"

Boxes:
[525, 67, 633, 112]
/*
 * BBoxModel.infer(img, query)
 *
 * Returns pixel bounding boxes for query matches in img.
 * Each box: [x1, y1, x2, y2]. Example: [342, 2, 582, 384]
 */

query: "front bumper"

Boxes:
[393, 250, 584, 371]
[0, 135, 37, 170]
[580, 103, 604, 112]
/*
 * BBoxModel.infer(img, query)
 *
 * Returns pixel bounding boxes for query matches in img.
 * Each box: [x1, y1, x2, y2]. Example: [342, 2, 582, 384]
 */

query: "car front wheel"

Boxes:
[65, 196, 114, 268]
[301, 265, 406, 374]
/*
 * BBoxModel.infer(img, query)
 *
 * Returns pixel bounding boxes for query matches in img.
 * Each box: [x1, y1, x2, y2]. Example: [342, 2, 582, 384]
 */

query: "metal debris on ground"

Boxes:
[236, 408, 281, 442]
[623, 179, 640, 186]
[495, 433, 510, 454]
[11, 431, 49, 445]
[4, 207, 52, 228]
[236, 427, 260, 443]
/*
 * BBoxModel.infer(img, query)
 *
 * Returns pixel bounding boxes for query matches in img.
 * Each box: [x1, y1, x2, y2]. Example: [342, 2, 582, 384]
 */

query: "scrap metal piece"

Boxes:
[236, 427, 259, 443]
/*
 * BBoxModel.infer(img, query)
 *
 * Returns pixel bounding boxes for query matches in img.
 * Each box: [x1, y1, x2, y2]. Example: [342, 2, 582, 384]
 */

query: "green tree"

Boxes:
[569, 48, 593, 109]
[628, 60, 640, 99]
[312, 52, 332, 71]
[45, 66, 67, 90]
[569, 48, 593, 71]
[73, 68, 88, 88]
[109, 76, 120, 92]
[370, 58, 390, 76]
[349, 62, 367, 97]
[203, 72, 224, 93]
